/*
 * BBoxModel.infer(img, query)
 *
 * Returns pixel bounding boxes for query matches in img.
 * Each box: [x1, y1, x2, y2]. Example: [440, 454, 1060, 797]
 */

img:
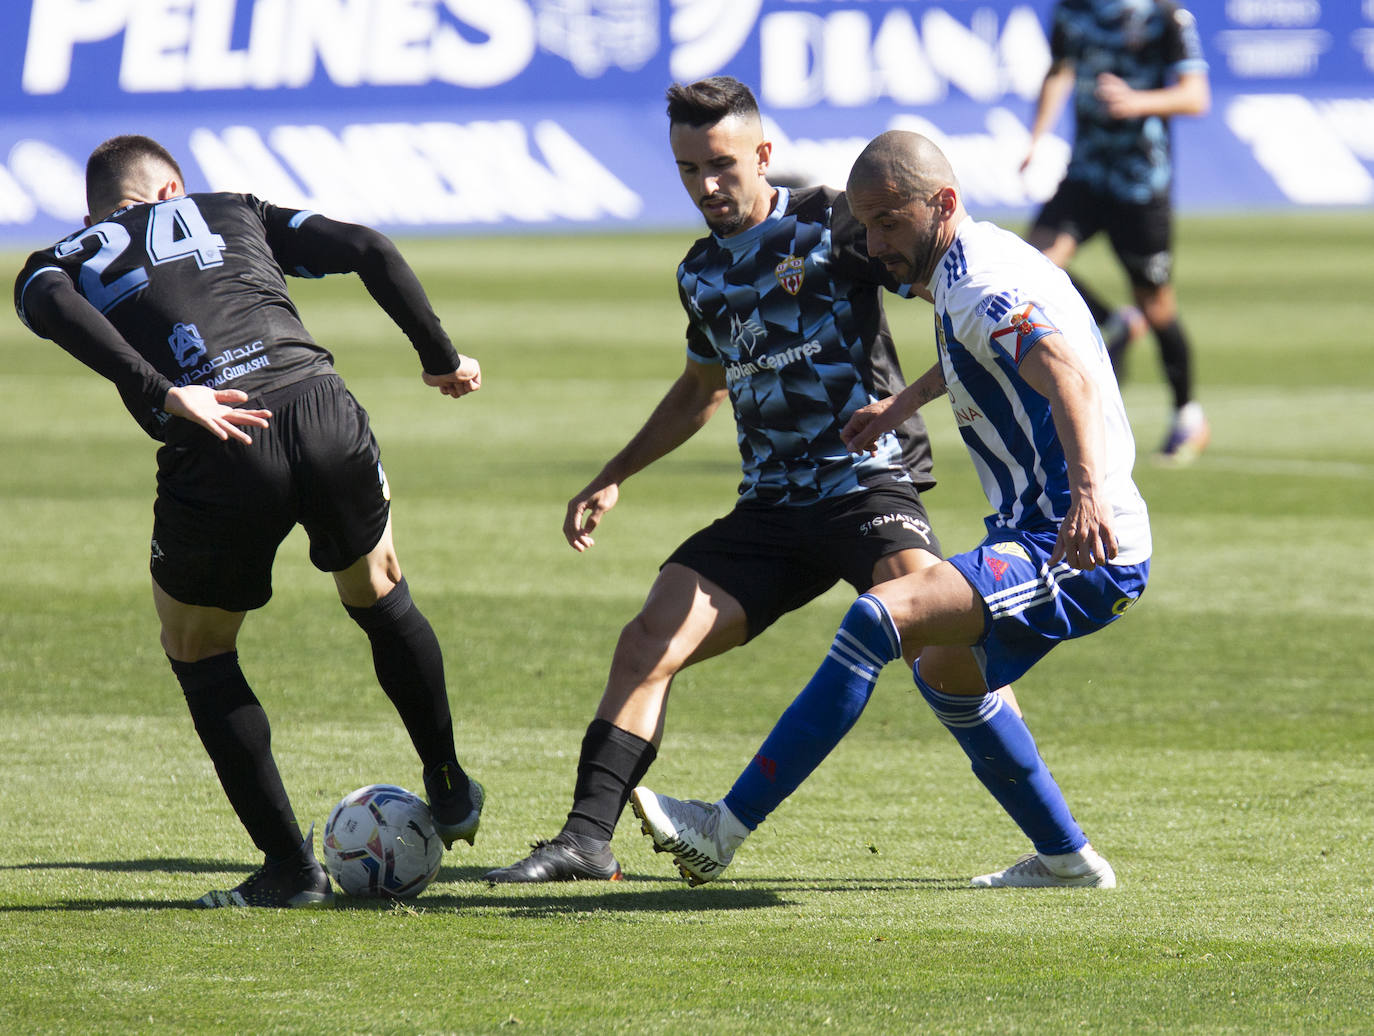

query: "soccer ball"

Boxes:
[322, 784, 443, 899]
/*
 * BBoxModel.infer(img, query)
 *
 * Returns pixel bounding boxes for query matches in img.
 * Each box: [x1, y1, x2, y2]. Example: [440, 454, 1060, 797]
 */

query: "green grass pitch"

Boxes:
[1, 210, 1371, 1033]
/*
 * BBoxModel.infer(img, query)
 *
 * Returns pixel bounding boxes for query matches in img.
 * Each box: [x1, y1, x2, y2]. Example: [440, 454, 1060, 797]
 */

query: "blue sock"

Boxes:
[914, 666, 1085, 855]
[724, 594, 900, 829]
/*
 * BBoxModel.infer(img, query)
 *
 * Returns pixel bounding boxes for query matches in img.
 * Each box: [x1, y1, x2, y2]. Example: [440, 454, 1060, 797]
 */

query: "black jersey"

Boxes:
[677, 184, 934, 505]
[16, 192, 460, 440]
[1052, 0, 1207, 203]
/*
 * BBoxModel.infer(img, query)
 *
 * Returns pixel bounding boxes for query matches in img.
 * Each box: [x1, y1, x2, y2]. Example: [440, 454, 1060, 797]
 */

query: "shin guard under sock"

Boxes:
[170, 652, 302, 860]
[724, 594, 901, 830]
[561, 718, 657, 843]
[1154, 319, 1194, 410]
[914, 665, 1085, 855]
[345, 577, 461, 780]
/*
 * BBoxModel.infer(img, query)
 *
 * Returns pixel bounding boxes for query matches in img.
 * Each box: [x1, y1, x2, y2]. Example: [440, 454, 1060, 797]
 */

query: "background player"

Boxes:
[633, 130, 1150, 890]
[484, 77, 989, 884]
[14, 135, 484, 908]
[1021, 0, 1210, 464]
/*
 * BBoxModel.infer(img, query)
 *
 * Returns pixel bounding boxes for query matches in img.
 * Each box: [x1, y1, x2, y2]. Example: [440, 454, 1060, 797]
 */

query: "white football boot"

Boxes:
[630, 787, 750, 887]
[971, 845, 1117, 888]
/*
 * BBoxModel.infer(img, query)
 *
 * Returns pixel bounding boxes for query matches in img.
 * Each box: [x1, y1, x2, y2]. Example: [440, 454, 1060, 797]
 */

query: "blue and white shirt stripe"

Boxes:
[928, 219, 1151, 565]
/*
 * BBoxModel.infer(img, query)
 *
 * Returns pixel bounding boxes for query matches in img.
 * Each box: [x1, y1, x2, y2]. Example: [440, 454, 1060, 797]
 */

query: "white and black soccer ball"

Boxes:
[322, 784, 443, 899]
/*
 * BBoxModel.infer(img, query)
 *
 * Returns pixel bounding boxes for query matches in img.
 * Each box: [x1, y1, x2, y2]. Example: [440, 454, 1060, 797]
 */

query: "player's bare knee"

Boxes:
[610, 613, 686, 685]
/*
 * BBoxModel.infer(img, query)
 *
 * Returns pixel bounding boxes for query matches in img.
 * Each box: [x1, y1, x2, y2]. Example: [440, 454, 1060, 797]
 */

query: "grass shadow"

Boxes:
[0, 857, 251, 875]
[1, 858, 973, 913]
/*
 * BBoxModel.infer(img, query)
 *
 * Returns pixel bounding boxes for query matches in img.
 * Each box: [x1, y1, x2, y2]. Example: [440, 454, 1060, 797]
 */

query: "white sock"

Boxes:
[1175, 400, 1205, 432]
[1039, 845, 1102, 876]
[714, 800, 752, 853]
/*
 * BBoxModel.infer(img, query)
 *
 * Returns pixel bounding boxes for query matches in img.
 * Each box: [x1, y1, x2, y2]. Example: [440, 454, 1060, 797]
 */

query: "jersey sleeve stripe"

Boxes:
[15, 265, 66, 329]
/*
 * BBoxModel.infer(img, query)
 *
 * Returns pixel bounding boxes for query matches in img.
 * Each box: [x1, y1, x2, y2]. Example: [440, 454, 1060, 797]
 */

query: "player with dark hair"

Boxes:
[1021, 0, 1211, 464]
[15, 134, 485, 908]
[484, 77, 1013, 884]
[633, 129, 1150, 890]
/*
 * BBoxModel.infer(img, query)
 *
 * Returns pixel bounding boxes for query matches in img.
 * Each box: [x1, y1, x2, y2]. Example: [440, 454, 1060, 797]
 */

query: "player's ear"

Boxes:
[756, 139, 772, 173]
[935, 186, 958, 219]
[156, 178, 184, 201]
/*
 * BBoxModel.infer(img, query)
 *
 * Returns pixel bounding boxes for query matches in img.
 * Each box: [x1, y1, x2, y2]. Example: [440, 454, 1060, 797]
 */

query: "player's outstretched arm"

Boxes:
[562, 359, 728, 552]
[843, 360, 946, 455]
[1018, 333, 1117, 571]
[163, 385, 272, 444]
[422, 354, 482, 399]
[1021, 62, 1075, 172]
[1095, 70, 1210, 120]
[278, 214, 467, 380]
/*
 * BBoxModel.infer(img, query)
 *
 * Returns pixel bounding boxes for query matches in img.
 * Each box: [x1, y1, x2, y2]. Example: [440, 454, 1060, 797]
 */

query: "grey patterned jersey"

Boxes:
[677, 185, 935, 505]
[1052, 0, 1207, 203]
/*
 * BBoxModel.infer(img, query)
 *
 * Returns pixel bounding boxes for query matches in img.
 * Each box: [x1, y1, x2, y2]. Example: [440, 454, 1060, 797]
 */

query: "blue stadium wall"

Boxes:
[1, 0, 1371, 246]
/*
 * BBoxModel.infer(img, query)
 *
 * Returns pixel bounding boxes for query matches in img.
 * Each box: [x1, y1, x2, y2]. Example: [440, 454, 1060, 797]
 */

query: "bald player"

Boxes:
[485, 79, 976, 885]
[633, 129, 1152, 890]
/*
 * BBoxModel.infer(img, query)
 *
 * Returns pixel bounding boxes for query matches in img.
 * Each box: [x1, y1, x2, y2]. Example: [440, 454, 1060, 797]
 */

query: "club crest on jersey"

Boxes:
[990, 303, 1057, 363]
[168, 322, 207, 368]
[775, 254, 804, 296]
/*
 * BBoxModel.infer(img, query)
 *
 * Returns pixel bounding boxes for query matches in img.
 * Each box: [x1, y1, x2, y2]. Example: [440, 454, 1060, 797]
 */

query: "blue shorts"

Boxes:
[947, 523, 1149, 690]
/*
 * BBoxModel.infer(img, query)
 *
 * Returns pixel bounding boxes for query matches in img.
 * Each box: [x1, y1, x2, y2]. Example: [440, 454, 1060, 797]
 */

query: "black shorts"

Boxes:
[1032, 180, 1174, 288]
[150, 374, 390, 611]
[664, 484, 941, 642]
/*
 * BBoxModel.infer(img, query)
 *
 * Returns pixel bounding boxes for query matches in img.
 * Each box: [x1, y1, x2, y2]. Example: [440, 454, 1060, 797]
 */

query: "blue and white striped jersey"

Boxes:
[928, 219, 1151, 565]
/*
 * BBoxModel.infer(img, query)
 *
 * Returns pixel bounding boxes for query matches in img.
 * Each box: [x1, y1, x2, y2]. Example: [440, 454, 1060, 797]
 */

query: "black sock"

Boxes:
[1154, 319, 1194, 410]
[345, 577, 462, 783]
[1067, 272, 1113, 325]
[560, 718, 657, 843]
[170, 652, 301, 860]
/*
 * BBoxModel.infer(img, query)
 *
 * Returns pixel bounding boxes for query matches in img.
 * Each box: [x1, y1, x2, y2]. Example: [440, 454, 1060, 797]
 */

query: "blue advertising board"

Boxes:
[1, 1, 1371, 246]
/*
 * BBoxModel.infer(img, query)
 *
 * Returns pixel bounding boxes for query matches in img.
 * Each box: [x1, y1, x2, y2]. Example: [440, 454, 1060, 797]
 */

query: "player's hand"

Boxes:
[1050, 492, 1119, 571]
[423, 355, 481, 398]
[564, 482, 619, 552]
[163, 386, 271, 444]
[1095, 73, 1140, 120]
[842, 396, 901, 456]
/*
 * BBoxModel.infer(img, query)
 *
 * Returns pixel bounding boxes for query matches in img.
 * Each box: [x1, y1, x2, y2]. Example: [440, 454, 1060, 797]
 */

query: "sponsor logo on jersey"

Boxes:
[987, 557, 1010, 581]
[149, 538, 165, 562]
[172, 339, 269, 389]
[168, 321, 207, 368]
[858, 512, 933, 544]
[724, 339, 822, 386]
[991, 541, 1031, 564]
[1112, 595, 1138, 616]
[730, 312, 766, 352]
[775, 254, 804, 295]
[953, 404, 984, 426]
